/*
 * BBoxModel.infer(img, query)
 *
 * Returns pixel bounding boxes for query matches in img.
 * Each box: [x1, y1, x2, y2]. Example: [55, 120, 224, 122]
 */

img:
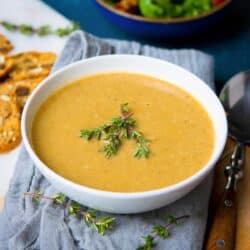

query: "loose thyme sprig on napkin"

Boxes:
[0, 21, 80, 37]
[24, 191, 115, 235]
[24, 191, 189, 248]
[80, 103, 150, 158]
[137, 214, 190, 250]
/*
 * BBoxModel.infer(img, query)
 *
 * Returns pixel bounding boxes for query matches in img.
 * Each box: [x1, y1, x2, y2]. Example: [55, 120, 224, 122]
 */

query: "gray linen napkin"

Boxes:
[0, 31, 214, 250]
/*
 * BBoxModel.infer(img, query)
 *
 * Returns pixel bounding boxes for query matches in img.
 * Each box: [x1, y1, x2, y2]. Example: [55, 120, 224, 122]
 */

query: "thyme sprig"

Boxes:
[80, 103, 150, 158]
[137, 214, 190, 250]
[0, 21, 80, 37]
[24, 191, 115, 235]
[24, 191, 189, 247]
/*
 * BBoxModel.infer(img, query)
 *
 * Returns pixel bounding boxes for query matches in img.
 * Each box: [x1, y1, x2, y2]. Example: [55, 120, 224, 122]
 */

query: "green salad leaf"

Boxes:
[139, 0, 165, 18]
[140, 0, 212, 18]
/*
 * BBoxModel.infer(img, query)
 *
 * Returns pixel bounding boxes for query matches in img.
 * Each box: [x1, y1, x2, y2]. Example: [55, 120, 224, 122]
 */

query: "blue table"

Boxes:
[44, 0, 250, 92]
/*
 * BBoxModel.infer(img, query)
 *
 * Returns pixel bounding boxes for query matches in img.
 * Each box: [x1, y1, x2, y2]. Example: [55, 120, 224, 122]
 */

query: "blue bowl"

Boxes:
[95, 0, 232, 39]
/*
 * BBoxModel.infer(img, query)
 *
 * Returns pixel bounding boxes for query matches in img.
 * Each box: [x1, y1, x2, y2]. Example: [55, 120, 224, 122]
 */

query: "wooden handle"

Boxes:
[205, 187, 237, 250]
[235, 145, 250, 250]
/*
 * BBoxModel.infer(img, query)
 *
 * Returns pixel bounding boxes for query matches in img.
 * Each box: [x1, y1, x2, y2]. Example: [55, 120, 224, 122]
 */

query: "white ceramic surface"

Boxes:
[22, 55, 228, 214]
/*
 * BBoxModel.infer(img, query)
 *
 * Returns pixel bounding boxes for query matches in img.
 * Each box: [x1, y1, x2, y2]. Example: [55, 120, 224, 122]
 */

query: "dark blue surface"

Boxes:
[44, 0, 250, 93]
[94, 1, 230, 39]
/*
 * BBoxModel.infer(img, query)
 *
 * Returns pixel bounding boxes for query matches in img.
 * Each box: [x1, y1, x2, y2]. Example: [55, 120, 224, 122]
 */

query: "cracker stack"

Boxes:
[0, 34, 56, 153]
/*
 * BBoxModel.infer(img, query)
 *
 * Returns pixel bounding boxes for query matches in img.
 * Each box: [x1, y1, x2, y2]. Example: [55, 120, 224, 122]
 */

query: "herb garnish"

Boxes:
[0, 21, 80, 37]
[137, 214, 190, 250]
[80, 103, 150, 158]
[24, 191, 115, 235]
[24, 191, 189, 247]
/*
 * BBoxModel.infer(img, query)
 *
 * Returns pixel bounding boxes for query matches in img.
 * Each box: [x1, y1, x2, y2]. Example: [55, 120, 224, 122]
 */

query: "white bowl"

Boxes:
[22, 55, 227, 214]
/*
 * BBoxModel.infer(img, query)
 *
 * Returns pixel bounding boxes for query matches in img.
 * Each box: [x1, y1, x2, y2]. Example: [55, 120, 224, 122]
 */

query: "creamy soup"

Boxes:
[32, 73, 214, 192]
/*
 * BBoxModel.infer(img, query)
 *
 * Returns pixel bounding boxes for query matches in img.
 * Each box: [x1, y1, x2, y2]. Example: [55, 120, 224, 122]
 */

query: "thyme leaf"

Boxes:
[137, 235, 155, 250]
[53, 193, 66, 205]
[69, 201, 81, 216]
[165, 214, 178, 225]
[93, 216, 116, 235]
[133, 133, 150, 158]
[120, 102, 129, 114]
[152, 225, 170, 238]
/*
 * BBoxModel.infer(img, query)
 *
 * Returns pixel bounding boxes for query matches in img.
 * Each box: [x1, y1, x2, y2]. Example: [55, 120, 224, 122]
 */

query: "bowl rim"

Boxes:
[22, 54, 228, 199]
[95, 0, 232, 24]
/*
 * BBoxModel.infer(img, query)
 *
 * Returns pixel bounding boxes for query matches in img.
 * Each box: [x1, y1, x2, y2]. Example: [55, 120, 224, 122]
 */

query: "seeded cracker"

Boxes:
[0, 96, 21, 153]
[0, 34, 13, 54]
[0, 54, 13, 78]
[11, 77, 45, 110]
[9, 51, 56, 80]
[0, 35, 56, 152]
